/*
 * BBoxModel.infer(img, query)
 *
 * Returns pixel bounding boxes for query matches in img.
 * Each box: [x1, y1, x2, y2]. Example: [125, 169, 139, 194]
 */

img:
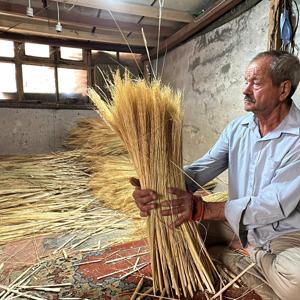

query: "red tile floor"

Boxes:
[0, 236, 261, 299]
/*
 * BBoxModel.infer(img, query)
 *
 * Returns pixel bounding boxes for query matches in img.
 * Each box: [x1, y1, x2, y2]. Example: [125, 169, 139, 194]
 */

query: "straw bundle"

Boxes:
[89, 153, 227, 215]
[88, 71, 217, 297]
[90, 155, 139, 215]
[65, 118, 127, 159]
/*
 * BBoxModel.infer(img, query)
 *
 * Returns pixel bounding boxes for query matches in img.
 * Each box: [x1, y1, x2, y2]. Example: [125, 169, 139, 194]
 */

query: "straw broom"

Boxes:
[65, 113, 227, 215]
[90, 155, 140, 215]
[88, 71, 217, 297]
[89, 154, 227, 215]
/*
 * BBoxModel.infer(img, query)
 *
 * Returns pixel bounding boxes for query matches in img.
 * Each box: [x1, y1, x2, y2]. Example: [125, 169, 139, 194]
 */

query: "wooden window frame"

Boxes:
[0, 41, 92, 110]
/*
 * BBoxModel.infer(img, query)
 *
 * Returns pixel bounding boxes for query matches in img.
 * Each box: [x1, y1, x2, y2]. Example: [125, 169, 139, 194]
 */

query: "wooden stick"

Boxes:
[133, 257, 140, 270]
[130, 277, 144, 300]
[21, 287, 61, 293]
[74, 258, 104, 267]
[136, 286, 153, 300]
[0, 284, 46, 300]
[159, 288, 166, 300]
[119, 263, 150, 280]
[20, 283, 72, 288]
[106, 251, 149, 264]
[97, 262, 148, 280]
[53, 236, 75, 254]
[135, 292, 179, 300]
[210, 262, 256, 300]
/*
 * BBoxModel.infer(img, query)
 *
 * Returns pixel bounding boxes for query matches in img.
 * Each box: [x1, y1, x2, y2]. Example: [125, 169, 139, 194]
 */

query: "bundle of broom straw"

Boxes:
[89, 153, 227, 216]
[65, 118, 127, 159]
[66, 118, 227, 216]
[88, 71, 217, 297]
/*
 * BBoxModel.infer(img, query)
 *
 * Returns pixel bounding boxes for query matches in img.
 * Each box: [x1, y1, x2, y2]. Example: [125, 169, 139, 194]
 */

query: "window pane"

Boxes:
[23, 65, 55, 93]
[0, 40, 14, 57]
[60, 47, 82, 61]
[58, 68, 87, 94]
[0, 62, 16, 93]
[25, 43, 49, 58]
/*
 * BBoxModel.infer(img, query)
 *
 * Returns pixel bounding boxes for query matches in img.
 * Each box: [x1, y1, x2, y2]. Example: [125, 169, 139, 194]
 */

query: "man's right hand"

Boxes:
[130, 177, 157, 217]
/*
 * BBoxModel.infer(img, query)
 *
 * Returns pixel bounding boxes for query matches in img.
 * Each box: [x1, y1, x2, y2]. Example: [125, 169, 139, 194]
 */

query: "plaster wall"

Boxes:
[0, 108, 97, 155]
[157, 0, 272, 164]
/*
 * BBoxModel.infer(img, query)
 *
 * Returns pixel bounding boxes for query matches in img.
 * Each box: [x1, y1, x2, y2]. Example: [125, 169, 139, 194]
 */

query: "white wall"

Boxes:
[0, 108, 97, 155]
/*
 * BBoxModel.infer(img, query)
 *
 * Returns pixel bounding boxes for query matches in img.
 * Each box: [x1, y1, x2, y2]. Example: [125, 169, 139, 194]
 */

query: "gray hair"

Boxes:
[251, 50, 300, 98]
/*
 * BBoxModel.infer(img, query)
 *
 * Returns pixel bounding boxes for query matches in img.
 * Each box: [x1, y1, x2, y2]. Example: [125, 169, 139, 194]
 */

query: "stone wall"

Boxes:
[157, 0, 270, 163]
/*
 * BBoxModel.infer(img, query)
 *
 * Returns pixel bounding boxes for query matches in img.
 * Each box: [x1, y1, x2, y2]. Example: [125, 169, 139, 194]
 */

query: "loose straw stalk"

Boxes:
[88, 71, 217, 297]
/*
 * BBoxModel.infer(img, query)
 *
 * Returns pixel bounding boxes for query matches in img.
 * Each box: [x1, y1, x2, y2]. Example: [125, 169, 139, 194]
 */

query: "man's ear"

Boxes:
[279, 80, 292, 102]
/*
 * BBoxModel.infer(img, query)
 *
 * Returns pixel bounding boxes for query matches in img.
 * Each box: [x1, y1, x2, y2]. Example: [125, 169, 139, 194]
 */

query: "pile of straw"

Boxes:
[88, 71, 217, 297]
[0, 151, 145, 246]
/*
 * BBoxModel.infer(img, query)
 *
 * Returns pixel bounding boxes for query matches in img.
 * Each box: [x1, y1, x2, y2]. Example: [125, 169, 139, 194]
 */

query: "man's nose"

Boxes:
[243, 83, 252, 95]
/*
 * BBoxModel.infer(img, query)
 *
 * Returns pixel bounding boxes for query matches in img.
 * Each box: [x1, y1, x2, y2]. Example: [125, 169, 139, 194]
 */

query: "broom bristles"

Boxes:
[88, 71, 217, 297]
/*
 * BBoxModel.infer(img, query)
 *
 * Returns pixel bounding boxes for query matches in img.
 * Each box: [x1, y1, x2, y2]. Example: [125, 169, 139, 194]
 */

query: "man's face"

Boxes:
[243, 57, 282, 115]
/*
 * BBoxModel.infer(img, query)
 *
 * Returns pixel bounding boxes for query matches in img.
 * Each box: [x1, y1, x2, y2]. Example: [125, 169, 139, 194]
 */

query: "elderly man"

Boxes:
[132, 50, 300, 300]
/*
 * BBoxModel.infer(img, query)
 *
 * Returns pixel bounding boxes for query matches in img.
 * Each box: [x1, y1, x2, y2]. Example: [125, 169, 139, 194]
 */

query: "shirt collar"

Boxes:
[241, 102, 300, 140]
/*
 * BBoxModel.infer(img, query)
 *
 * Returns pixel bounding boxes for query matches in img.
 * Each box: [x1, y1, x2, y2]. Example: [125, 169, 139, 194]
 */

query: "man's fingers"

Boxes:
[129, 177, 141, 188]
[133, 189, 157, 204]
[161, 206, 185, 216]
[140, 211, 149, 217]
[160, 198, 186, 207]
[171, 215, 188, 228]
[139, 203, 156, 212]
[167, 187, 187, 197]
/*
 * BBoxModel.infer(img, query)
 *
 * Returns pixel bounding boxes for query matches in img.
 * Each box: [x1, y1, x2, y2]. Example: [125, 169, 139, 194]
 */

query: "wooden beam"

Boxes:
[0, 2, 176, 37]
[14, 41, 24, 101]
[0, 11, 166, 39]
[143, 0, 243, 60]
[0, 100, 91, 110]
[0, 19, 157, 47]
[53, 0, 193, 23]
[0, 32, 147, 53]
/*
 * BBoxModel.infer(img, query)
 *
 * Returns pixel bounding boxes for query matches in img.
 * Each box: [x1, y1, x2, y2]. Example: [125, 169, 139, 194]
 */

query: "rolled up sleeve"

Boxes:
[224, 197, 251, 246]
[225, 151, 300, 246]
[184, 126, 230, 192]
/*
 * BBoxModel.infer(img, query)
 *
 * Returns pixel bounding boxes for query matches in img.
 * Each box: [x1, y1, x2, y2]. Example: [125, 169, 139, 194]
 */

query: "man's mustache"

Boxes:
[244, 96, 256, 103]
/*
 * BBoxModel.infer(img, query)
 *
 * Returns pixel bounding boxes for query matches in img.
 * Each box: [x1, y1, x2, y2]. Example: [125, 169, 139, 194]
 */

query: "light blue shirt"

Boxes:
[184, 102, 300, 247]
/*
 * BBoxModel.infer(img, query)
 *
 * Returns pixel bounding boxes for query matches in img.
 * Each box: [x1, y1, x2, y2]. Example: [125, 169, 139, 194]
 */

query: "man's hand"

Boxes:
[230, 239, 250, 256]
[161, 187, 205, 228]
[130, 177, 157, 217]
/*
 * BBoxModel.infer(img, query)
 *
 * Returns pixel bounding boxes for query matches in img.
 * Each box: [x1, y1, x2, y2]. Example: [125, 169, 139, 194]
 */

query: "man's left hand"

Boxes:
[161, 187, 205, 228]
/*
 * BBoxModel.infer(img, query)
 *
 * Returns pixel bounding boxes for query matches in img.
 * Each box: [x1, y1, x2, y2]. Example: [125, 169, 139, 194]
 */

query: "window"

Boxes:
[22, 65, 55, 93]
[0, 62, 17, 100]
[60, 47, 82, 61]
[0, 41, 91, 108]
[0, 40, 14, 57]
[58, 68, 87, 95]
[25, 43, 50, 58]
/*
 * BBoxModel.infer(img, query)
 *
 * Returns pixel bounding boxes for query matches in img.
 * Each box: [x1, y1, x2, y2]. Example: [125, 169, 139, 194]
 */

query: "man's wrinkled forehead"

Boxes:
[244, 57, 272, 79]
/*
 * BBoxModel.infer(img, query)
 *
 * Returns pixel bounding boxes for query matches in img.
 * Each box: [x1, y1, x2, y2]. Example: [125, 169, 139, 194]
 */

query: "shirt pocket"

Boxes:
[259, 159, 280, 187]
